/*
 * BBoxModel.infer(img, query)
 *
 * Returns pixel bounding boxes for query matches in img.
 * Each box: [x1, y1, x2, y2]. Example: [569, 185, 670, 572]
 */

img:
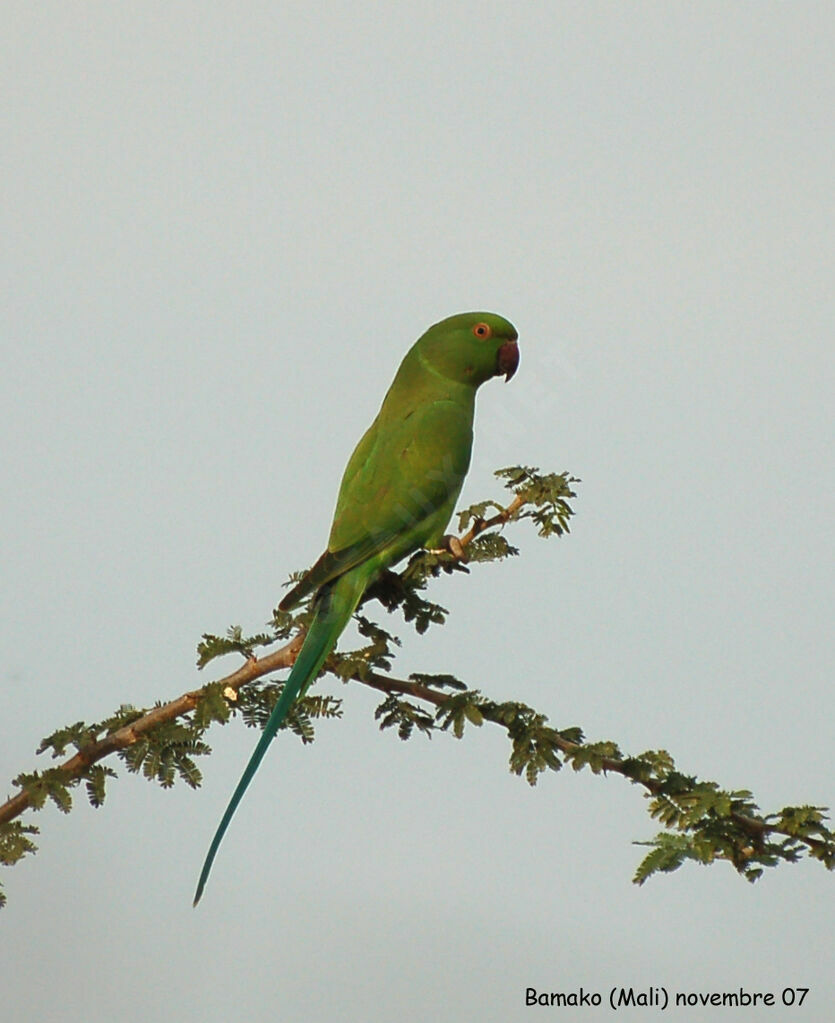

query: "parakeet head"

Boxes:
[417, 311, 519, 386]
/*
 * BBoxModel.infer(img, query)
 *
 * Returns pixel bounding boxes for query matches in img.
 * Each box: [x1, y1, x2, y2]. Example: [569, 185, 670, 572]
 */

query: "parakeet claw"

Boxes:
[428, 534, 466, 559]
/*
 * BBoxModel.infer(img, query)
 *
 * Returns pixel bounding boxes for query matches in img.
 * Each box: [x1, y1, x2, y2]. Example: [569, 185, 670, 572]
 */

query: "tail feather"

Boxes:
[193, 571, 365, 906]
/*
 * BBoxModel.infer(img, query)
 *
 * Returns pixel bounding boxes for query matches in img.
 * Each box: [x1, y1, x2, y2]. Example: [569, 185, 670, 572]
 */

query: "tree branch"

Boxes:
[0, 486, 525, 828]
[2, 466, 831, 900]
[0, 634, 304, 827]
[0, 488, 518, 828]
[355, 669, 833, 868]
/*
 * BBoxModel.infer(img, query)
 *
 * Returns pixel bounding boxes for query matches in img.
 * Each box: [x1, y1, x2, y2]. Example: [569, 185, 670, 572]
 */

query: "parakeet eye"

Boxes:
[472, 322, 492, 339]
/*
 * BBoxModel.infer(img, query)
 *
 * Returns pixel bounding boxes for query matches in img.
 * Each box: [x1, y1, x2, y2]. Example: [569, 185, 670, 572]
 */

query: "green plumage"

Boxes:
[194, 311, 518, 905]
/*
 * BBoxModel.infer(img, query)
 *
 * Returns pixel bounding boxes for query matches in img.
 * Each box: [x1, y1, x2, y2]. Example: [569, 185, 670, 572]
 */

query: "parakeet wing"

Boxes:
[279, 398, 472, 609]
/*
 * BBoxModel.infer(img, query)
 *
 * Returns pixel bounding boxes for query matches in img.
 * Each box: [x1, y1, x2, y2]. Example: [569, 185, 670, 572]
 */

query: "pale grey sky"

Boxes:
[2, 4, 833, 1021]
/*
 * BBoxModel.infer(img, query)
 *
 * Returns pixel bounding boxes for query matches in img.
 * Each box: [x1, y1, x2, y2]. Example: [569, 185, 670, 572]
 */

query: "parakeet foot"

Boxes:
[428, 534, 465, 559]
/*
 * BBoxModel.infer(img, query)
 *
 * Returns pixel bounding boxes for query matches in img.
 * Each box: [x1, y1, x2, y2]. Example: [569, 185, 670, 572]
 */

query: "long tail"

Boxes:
[193, 570, 366, 906]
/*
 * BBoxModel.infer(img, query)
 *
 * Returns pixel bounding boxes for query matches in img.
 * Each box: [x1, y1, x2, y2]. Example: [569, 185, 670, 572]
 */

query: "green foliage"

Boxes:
[375, 695, 435, 741]
[632, 833, 698, 884]
[0, 821, 39, 867]
[120, 721, 209, 790]
[435, 690, 488, 739]
[494, 704, 565, 785]
[433, 692, 574, 783]
[85, 765, 117, 808]
[564, 740, 623, 774]
[626, 764, 835, 883]
[37, 721, 98, 757]
[192, 683, 234, 728]
[0, 823, 39, 905]
[495, 465, 579, 537]
[619, 749, 675, 784]
[236, 681, 343, 746]
[772, 805, 831, 840]
[330, 616, 399, 681]
[3, 463, 833, 908]
[12, 768, 74, 814]
[197, 625, 277, 669]
[38, 706, 144, 758]
[270, 604, 305, 641]
[456, 498, 506, 533]
[369, 568, 450, 634]
[465, 532, 519, 562]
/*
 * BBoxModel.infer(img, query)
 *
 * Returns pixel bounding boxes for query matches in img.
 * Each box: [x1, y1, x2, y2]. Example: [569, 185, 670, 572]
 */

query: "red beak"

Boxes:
[497, 340, 519, 382]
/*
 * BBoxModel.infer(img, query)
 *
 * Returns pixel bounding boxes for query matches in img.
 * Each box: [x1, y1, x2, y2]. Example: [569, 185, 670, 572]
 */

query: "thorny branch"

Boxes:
[0, 492, 515, 828]
[0, 635, 304, 827]
[2, 466, 832, 895]
[355, 670, 832, 865]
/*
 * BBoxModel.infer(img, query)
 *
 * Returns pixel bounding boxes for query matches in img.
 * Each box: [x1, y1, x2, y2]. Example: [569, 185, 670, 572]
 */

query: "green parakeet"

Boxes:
[194, 311, 519, 904]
